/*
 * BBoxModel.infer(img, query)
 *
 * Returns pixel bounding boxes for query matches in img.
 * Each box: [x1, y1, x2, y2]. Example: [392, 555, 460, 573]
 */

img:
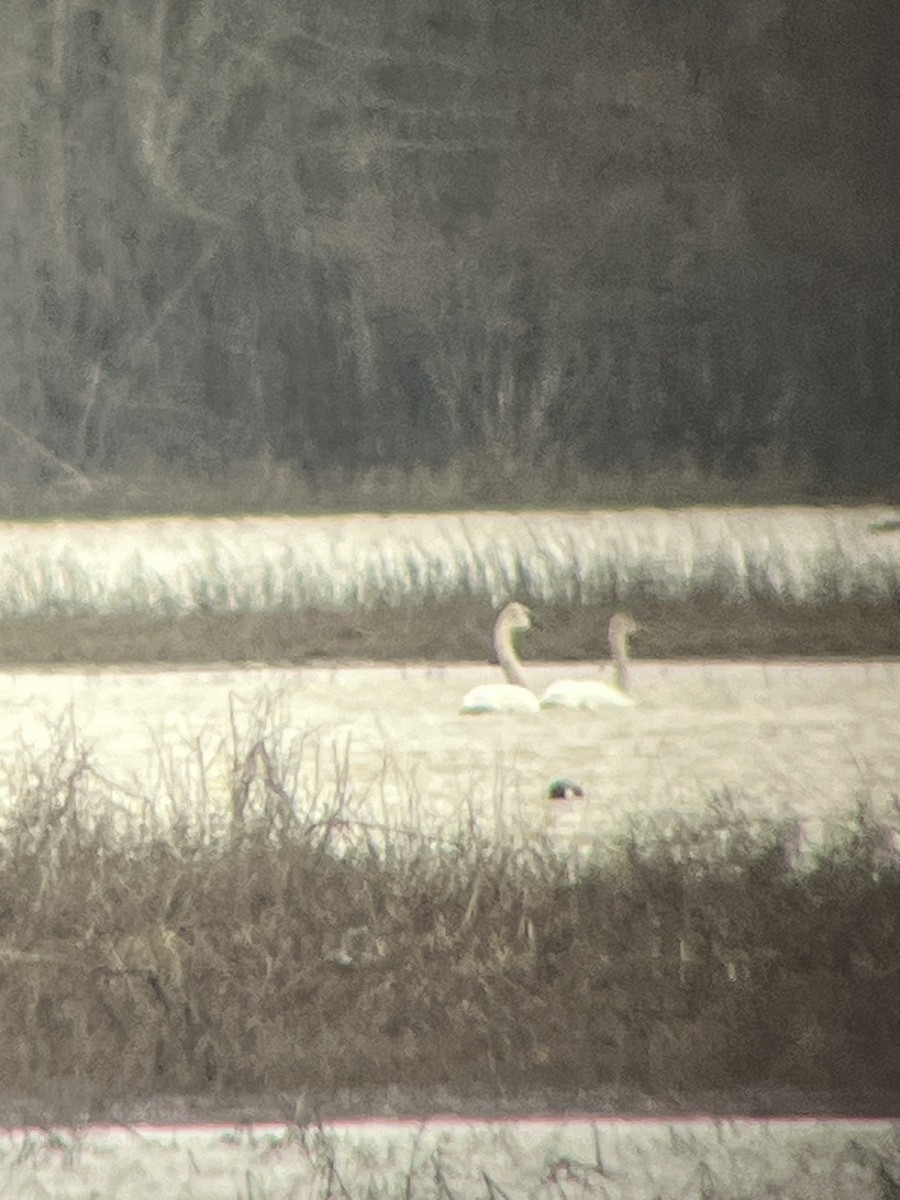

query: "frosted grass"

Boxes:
[0, 1118, 898, 1199]
[0, 507, 897, 618]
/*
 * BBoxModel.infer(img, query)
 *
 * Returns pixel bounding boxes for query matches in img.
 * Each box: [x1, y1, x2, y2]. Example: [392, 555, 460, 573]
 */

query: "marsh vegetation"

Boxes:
[0, 504, 896, 1191]
[1, 712, 898, 1129]
[0, 507, 897, 663]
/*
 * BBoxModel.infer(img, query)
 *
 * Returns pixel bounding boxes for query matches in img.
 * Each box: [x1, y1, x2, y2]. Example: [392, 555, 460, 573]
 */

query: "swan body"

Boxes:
[540, 612, 638, 710]
[461, 683, 540, 714]
[461, 601, 540, 714]
[541, 679, 635, 709]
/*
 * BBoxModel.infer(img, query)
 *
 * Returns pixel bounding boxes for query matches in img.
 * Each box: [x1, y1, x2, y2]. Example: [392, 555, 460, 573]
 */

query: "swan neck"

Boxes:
[495, 619, 530, 691]
[609, 624, 631, 694]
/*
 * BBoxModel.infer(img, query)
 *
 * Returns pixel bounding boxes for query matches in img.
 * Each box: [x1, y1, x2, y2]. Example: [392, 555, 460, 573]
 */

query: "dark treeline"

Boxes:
[3, 0, 899, 507]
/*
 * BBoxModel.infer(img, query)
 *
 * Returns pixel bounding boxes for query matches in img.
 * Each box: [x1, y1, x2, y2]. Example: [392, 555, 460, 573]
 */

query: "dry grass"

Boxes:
[1, 725, 899, 1127]
[0, 506, 897, 660]
[0, 504, 897, 667]
[1, 507, 898, 615]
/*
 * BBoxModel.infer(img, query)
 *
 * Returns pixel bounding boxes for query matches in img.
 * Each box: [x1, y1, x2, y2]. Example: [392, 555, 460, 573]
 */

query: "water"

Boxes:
[0, 1116, 895, 1198]
[1, 659, 896, 850]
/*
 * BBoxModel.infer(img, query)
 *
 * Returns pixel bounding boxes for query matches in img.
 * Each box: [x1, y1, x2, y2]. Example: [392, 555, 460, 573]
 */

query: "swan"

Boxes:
[540, 612, 638, 710]
[460, 602, 540, 713]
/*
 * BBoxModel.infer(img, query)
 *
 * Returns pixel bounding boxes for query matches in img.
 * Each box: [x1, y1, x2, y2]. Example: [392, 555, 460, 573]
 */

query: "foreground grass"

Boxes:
[0, 594, 898, 665]
[1, 732, 899, 1126]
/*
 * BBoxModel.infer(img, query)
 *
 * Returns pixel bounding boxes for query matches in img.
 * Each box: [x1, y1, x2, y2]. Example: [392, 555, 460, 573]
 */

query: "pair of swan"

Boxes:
[460, 603, 638, 714]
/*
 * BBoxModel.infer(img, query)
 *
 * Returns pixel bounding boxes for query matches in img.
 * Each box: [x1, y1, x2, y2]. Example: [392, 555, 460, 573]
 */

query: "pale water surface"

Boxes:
[1, 659, 897, 851]
[0, 1117, 897, 1199]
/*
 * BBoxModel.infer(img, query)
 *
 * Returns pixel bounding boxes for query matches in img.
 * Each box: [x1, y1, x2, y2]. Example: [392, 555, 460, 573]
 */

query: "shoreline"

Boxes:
[4, 1088, 900, 1129]
[0, 597, 896, 666]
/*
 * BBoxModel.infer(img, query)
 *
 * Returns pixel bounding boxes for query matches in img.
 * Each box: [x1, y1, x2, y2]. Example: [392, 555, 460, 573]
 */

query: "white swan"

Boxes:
[460, 602, 540, 713]
[540, 612, 638, 710]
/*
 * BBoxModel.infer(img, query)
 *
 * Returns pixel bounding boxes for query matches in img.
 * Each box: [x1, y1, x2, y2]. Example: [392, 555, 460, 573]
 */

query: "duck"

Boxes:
[547, 777, 585, 801]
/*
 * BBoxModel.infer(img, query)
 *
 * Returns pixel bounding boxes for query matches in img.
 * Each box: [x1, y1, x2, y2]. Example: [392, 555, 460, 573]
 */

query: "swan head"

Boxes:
[498, 601, 533, 634]
[608, 612, 638, 640]
[548, 778, 585, 801]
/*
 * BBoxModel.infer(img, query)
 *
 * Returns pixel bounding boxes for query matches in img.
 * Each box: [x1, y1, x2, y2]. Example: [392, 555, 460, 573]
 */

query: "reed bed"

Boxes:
[1, 719, 899, 1128]
[0, 507, 898, 620]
